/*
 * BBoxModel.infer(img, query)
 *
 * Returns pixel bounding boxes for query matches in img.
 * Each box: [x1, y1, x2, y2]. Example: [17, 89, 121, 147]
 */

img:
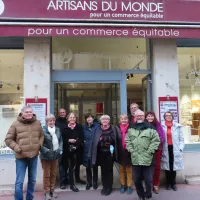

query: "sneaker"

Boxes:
[50, 190, 58, 198]
[127, 186, 133, 195]
[120, 185, 126, 194]
[44, 192, 51, 200]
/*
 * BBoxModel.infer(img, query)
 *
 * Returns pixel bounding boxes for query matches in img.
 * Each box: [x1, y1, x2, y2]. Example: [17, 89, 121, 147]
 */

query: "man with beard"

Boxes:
[56, 108, 68, 189]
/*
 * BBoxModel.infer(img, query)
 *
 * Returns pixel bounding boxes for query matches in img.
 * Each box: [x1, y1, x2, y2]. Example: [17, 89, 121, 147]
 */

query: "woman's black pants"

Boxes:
[165, 145, 176, 186]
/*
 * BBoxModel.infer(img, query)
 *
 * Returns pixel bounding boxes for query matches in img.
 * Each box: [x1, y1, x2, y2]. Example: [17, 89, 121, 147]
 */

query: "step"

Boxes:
[185, 176, 200, 185]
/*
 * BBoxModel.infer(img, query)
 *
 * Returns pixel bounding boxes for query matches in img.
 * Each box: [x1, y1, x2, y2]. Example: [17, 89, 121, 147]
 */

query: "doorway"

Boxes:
[54, 83, 120, 125]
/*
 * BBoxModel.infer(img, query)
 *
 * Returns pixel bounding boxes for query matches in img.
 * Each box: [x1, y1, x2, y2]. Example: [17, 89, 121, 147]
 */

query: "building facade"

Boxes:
[0, 0, 200, 193]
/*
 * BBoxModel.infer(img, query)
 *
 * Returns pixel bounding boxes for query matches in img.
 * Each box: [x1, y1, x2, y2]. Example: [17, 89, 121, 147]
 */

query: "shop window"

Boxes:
[0, 50, 24, 150]
[178, 47, 200, 144]
[52, 37, 150, 70]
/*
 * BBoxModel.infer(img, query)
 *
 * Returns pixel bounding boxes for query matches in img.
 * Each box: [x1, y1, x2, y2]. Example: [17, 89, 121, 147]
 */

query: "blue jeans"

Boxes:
[15, 156, 38, 200]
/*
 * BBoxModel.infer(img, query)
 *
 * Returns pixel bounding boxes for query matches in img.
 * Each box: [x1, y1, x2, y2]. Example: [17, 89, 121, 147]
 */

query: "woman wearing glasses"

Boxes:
[161, 112, 184, 191]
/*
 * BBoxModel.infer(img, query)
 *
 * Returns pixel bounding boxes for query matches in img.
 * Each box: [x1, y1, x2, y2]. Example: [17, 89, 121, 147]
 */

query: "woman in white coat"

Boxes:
[161, 111, 184, 191]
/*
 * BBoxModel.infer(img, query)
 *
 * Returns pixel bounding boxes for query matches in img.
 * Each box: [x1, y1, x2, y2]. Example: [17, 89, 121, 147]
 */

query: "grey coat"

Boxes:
[88, 126, 120, 166]
[161, 122, 185, 171]
[40, 126, 63, 160]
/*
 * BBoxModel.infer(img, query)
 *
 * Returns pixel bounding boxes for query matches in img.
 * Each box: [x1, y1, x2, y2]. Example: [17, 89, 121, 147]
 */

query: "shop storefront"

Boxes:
[0, 0, 200, 192]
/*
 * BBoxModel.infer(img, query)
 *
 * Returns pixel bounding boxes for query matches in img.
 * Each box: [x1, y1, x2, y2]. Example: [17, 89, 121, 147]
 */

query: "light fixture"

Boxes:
[17, 84, 20, 90]
[127, 75, 130, 80]
[131, 74, 134, 78]
[185, 74, 189, 79]
[136, 65, 140, 70]
[0, 81, 3, 88]
[195, 73, 199, 77]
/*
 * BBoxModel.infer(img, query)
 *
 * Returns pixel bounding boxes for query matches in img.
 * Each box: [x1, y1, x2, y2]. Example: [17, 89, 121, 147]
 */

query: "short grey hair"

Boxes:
[100, 115, 110, 121]
[45, 114, 56, 122]
[21, 105, 33, 113]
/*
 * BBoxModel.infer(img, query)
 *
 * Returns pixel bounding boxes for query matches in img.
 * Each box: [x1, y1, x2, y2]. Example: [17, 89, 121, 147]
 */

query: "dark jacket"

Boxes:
[88, 126, 120, 166]
[62, 123, 84, 167]
[56, 117, 67, 135]
[83, 122, 99, 167]
[40, 126, 63, 160]
[117, 125, 132, 166]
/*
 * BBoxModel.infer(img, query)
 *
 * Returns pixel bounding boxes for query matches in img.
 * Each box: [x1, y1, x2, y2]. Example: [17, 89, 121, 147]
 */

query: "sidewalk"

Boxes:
[0, 185, 200, 200]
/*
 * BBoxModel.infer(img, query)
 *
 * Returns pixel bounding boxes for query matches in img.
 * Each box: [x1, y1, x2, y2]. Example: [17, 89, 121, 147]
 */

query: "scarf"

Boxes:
[48, 126, 59, 151]
[68, 123, 76, 129]
[165, 121, 173, 145]
[120, 123, 129, 149]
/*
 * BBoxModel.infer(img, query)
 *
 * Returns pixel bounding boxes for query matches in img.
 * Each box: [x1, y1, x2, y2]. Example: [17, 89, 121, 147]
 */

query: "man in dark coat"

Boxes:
[55, 108, 68, 189]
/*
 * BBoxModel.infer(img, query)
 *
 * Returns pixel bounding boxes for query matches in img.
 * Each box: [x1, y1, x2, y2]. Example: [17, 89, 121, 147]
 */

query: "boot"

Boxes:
[44, 192, 51, 200]
[50, 189, 58, 198]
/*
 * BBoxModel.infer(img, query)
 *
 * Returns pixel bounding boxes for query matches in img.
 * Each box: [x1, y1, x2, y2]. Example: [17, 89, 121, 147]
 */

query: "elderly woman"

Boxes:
[161, 112, 184, 191]
[117, 114, 133, 195]
[89, 115, 119, 196]
[62, 112, 84, 192]
[40, 114, 63, 200]
[145, 111, 165, 194]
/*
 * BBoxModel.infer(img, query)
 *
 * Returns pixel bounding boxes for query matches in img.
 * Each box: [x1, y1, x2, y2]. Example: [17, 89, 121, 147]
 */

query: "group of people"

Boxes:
[4, 103, 184, 200]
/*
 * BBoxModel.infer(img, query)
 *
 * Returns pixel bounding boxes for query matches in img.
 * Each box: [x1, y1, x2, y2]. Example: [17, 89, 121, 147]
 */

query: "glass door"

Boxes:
[142, 75, 152, 112]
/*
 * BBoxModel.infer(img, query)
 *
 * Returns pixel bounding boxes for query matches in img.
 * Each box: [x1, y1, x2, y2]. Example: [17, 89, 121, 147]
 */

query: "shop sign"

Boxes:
[0, 147, 15, 159]
[159, 97, 179, 124]
[0, 0, 199, 23]
[1, 26, 200, 38]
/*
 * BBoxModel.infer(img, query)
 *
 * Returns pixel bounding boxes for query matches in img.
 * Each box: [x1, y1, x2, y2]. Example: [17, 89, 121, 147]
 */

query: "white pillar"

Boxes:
[24, 37, 51, 113]
[152, 39, 180, 119]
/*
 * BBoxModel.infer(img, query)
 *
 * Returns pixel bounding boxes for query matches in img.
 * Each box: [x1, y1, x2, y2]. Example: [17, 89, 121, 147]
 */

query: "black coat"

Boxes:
[40, 126, 63, 160]
[117, 125, 132, 166]
[62, 123, 84, 167]
[88, 126, 120, 166]
[55, 117, 67, 135]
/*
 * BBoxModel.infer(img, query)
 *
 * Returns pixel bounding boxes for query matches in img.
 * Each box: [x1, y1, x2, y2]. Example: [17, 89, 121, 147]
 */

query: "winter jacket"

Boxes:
[161, 122, 185, 171]
[88, 126, 120, 166]
[117, 125, 132, 166]
[55, 117, 67, 135]
[5, 114, 44, 159]
[126, 122, 160, 166]
[83, 122, 99, 167]
[62, 123, 84, 167]
[40, 126, 63, 160]
[154, 121, 165, 150]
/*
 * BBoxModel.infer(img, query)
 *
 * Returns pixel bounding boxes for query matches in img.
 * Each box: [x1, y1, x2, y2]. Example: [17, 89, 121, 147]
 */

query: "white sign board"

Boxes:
[27, 103, 46, 127]
[159, 101, 178, 123]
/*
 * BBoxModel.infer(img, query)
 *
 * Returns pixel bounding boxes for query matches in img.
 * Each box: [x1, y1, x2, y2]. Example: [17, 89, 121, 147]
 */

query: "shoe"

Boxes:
[120, 185, 126, 194]
[93, 182, 98, 190]
[104, 188, 112, 196]
[70, 185, 79, 192]
[153, 186, 159, 194]
[171, 185, 178, 191]
[50, 190, 58, 198]
[44, 192, 51, 200]
[86, 183, 92, 190]
[166, 184, 171, 190]
[76, 179, 86, 184]
[127, 186, 133, 195]
[60, 185, 66, 189]
[101, 187, 106, 195]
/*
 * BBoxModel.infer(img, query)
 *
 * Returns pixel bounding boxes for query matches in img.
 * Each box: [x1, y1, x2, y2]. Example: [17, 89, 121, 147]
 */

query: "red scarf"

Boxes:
[120, 123, 129, 149]
[165, 121, 173, 145]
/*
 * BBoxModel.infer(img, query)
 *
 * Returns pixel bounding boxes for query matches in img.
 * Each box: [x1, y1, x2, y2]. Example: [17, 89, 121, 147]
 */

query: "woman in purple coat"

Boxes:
[145, 111, 165, 194]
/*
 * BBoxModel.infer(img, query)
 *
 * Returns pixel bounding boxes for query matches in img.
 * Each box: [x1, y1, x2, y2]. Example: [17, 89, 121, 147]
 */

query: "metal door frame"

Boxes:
[51, 69, 151, 114]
